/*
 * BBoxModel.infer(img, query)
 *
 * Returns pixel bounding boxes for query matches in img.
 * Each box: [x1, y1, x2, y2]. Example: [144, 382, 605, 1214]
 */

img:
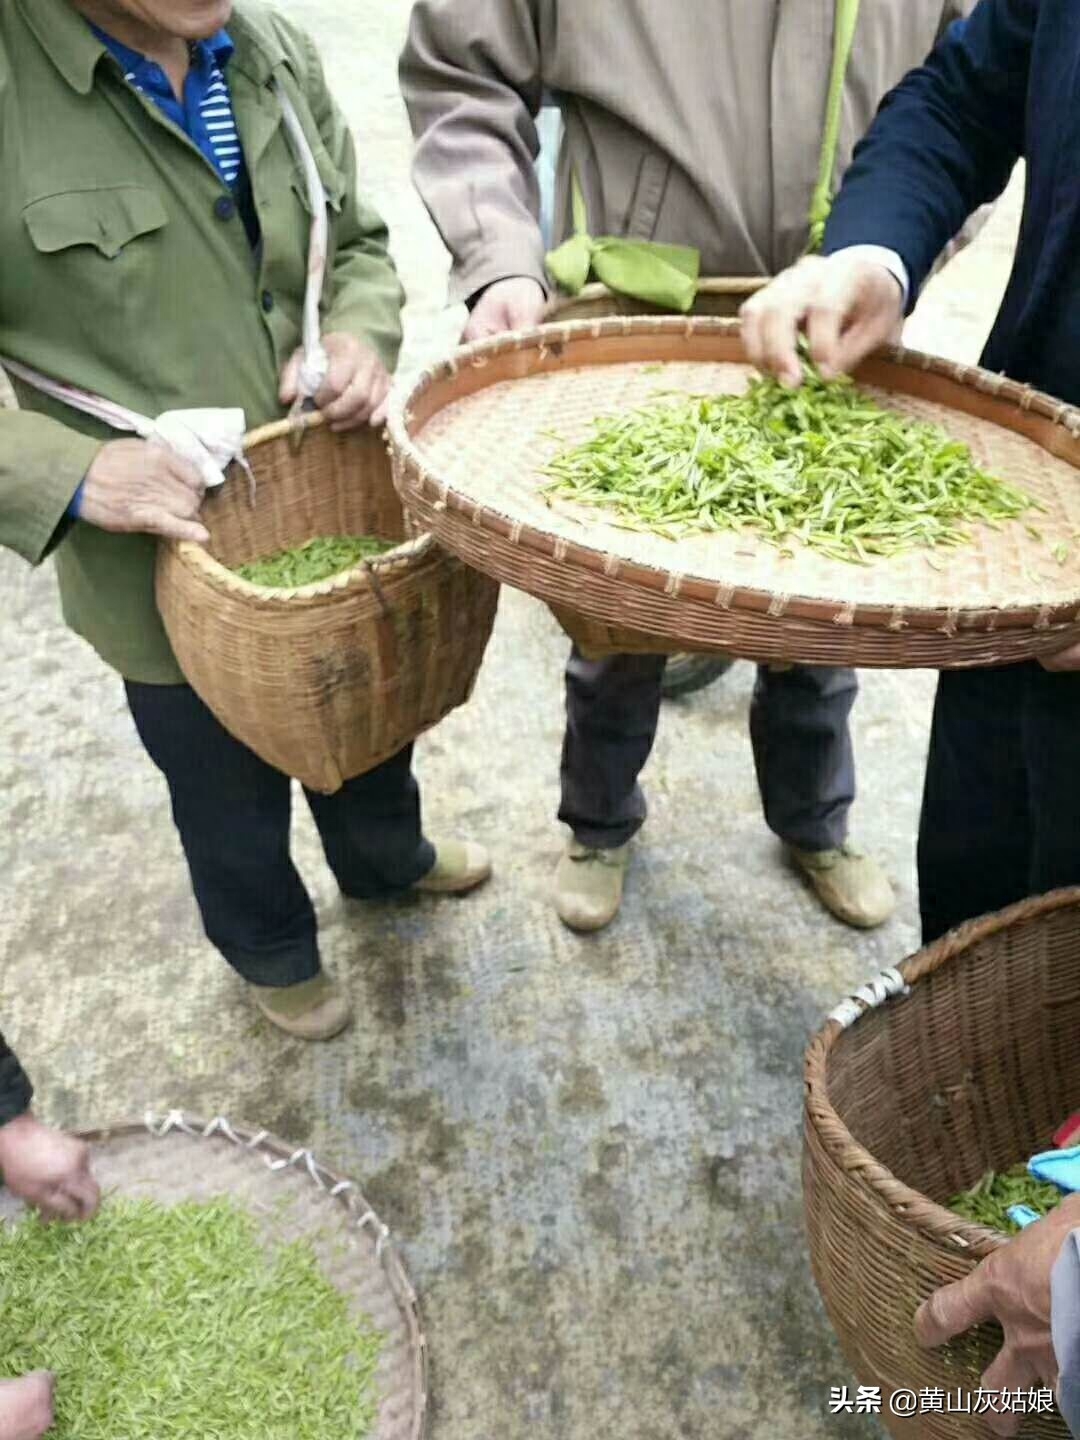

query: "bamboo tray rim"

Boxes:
[388, 317, 1080, 636]
[803, 887, 1080, 1263]
[168, 411, 434, 606]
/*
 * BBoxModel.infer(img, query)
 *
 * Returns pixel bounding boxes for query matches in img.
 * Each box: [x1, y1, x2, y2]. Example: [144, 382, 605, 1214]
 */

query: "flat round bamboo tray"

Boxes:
[156, 416, 498, 793]
[805, 890, 1080, 1440]
[389, 317, 1080, 669]
[0, 1112, 427, 1439]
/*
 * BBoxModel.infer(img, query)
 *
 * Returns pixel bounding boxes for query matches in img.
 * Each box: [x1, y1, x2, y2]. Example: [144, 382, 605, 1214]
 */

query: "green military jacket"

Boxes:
[0, 0, 403, 682]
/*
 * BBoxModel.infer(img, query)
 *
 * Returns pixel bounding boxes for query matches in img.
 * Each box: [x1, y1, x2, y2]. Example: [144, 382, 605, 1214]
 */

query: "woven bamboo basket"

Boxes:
[156, 415, 499, 793]
[542, 282, 765, 658]
[0, 1112, 428, 1438]
[389, 317, 1080, 669]
[804, 889, 1080, 1440]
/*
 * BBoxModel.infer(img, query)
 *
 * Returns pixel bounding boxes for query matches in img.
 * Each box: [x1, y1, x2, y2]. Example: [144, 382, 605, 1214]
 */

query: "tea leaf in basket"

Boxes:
[543, 365, 1038, 562]
[0, 1196, 383, 1439]
[234, 534, 394, 588]
[948, 1166, 1064, 1234]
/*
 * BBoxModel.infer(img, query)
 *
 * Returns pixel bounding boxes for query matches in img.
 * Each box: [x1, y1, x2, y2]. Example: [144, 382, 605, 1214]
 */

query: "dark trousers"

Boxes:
[126, 682, 435, 987]
[918, 663, 1080, 943]
[559, 649, 857, 852]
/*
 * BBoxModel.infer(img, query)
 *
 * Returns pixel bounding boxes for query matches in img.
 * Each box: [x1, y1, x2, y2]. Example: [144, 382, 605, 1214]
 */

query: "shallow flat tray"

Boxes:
[0, 1112, 427, 1440]
[389, 317, 1080, 668]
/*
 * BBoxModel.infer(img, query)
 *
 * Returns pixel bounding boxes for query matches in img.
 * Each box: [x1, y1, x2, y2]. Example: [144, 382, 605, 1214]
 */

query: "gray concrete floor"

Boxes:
[0, 7, 1024, 1438]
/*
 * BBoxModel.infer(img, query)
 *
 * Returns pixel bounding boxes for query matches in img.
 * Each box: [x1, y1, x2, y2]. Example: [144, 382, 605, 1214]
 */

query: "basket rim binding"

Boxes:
[804, 886, 1080, 1262]
[388, 316, 1080, 636]
[166, 411, 435, 606]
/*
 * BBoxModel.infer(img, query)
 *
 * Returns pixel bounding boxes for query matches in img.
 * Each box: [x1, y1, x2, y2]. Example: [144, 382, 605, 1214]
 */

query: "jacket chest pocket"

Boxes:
[20, 184, 169, 338]
[23, 185, 168, 261]
[21, 185, 170, 335]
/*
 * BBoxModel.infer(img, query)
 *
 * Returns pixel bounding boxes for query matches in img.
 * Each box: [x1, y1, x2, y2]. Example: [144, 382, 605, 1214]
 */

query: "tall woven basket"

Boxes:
[156, 417, 499, 794]
[542, 278, 764, 659]
[804, 889, 1080, 1440]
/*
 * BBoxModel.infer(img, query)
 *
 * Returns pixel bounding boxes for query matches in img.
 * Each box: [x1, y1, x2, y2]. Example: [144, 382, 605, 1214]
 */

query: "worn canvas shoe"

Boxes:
[413, 839, 492, 895]
[251, 971, 352, 1041]
[554, 840, 630, 933]
[788, 842, 895, 930]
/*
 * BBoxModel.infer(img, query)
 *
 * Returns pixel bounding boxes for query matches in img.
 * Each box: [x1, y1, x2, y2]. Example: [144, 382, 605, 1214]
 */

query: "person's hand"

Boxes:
[462, 277, 547, 343]
[279, 333, 391, 431]
[0, 1374, 55, 1440]
[1040, 640, 1080, 672]
[79, 440, 209, 545]
[915, 1193, 1080, 1435]
[740, 253, 904, 388]
[0, 1113, 100, 1223]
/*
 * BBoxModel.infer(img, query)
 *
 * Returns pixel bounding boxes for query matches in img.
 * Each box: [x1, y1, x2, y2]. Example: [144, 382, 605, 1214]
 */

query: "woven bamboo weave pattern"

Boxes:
[804, 890, 1080, 1440]
[0, 1114, 428, 1440]
[156, 417, 499, 793]
[390, 319, 1080, 669]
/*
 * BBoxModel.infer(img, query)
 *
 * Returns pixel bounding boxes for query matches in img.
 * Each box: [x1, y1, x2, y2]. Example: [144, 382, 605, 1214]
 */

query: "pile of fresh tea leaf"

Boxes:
[949, 1167, 1065, 1234]
[0, 1197, 382, 1439]
[544, 367, 1035, 562]
[234, 534, 394, 587]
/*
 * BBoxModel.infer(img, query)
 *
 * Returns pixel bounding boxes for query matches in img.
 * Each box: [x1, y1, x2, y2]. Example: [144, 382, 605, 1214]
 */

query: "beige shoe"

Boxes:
[788, 842, 896, 930]
[251, 971, 352, 1041]
[554, 840, 629, 933]
[413, 839, 492, 895]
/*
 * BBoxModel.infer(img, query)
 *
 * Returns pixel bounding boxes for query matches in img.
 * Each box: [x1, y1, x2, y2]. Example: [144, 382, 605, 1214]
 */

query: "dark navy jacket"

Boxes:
[824, 0, 1080, 403]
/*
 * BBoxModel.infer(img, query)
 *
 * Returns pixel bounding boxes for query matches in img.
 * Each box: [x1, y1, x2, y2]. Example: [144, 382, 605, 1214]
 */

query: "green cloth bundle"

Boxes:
[545, 175, 701, 313]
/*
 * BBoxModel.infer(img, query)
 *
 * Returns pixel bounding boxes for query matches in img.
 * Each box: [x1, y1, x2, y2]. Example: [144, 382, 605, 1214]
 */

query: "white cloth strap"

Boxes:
[272, 78, 330, 406]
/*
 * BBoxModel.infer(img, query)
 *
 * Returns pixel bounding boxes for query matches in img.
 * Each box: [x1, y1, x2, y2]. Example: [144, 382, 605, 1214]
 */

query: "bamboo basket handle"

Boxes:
[806, 0, 862, 253]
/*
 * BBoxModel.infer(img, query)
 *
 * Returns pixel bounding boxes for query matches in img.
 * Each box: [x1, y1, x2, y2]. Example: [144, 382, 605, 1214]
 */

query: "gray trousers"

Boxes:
[559, 649, 857, 852]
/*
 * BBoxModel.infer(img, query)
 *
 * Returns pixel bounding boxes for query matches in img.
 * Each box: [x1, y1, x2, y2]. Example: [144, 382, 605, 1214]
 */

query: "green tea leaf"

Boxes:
[543, 363, 1035, 562]
[235, 534, 394, 588]
[0, 1197, 383, 1438]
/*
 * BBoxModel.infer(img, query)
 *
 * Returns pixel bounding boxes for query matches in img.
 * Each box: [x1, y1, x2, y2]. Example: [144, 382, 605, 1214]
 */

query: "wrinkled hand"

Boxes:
[915, 1193, 1080, 1436]
[0, 1113, 100, 1223]
[0, 1374, 55, 1440]
[79, 439, 209, 545]
[462, 277, 547, 343]
[740, 253, 904, 387]
[279, 333, 391, 431]
[1040, 641, 1080, 672]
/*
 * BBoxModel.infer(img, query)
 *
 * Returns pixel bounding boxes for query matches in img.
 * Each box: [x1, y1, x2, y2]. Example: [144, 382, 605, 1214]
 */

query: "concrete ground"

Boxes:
[0, 7, 1024, 1438]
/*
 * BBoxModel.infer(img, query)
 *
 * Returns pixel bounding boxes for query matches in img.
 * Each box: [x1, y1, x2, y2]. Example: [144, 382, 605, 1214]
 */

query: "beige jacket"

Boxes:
[401, 0, 975, 301]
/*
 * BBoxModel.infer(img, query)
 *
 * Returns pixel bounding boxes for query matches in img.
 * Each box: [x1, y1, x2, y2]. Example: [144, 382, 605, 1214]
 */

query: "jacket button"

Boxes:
[261, 290, 275, 313]
[214, 195, 236, 222]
